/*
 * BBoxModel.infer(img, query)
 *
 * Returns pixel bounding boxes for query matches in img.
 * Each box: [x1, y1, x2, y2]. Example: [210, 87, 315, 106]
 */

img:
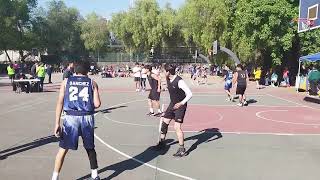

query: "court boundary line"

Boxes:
[94, 133, 196, 180]
[256, 109, 320, 126]
[265, 93, 319, 111]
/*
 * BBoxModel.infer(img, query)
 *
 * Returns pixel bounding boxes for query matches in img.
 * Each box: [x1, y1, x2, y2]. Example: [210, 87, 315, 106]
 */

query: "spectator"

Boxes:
[63, 62, 74, 80]
[13, 61, 20, 74]
[36, 63, 46, 92]
[254, 67, 262, 89]
[7, 63, 15, 83]
[308, 65, 320, 96]
[283, 67, 290, 87]
[46, 64, 53, 83]
[271, 71, 278, 87]
[13, 72, 30, 93]
[31, 62, 38, 77]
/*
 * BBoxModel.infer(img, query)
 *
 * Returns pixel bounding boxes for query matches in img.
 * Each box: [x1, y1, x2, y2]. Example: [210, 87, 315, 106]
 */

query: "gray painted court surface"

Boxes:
[1, 74, 320, 180]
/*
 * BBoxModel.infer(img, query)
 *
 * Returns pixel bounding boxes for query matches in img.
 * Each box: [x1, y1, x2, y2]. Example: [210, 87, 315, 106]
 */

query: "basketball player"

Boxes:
[224, 65, 234, 101]
[145, 65, 162, 116]
[154, 64, 193, 157]
[51, 61, 101, 180]
[233, 64, 248, 107]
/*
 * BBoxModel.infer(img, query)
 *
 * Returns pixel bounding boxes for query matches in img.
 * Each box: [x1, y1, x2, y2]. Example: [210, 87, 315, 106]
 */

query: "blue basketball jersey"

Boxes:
[225, 70, 233, 81]
[63, 76, 94, 115]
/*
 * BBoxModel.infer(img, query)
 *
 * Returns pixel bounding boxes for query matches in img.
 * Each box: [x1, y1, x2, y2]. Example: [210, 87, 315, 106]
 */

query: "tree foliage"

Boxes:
[1, 0, 320, 66]
[80, 13, 109, 52]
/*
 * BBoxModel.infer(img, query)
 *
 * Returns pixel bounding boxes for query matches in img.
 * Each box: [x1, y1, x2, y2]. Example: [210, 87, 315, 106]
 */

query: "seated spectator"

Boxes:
[13, 73, 30, 93]
[308, 65, 320, 96]
[271, 72, 278, 87]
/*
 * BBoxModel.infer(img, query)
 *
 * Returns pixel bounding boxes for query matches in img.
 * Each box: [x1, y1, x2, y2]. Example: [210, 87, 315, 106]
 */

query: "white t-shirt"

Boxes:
[141, 68, 147, 78]
[132, 66, 141, 78]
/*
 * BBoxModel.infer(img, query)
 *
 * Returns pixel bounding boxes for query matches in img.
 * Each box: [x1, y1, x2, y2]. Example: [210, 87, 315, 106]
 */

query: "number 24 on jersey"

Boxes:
[69, 86, 89, 102]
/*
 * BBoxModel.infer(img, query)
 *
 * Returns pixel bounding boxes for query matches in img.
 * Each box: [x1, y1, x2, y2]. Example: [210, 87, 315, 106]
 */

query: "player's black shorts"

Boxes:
[163, 103, 187, 123]
[236, 85, 247, 95]
[148, 89, 160, 101]
[134, 77, 141, 82]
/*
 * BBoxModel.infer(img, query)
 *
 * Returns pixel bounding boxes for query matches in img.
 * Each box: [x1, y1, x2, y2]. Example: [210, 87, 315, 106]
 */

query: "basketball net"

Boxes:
[294, 18, 315, 30]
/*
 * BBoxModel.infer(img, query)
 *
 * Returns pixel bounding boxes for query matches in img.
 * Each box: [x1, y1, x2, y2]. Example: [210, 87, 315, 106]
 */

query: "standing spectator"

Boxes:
[13, 61, 20, 74]
[46, 64, 53, 83]
[31, 62, 38, 77]
[63, 62, 74, 80]
[253, 67, 262, 89]
[283, 67, 290, 87]
[7, 63, 15, 83]
[132, 63, 141, 92]
[36, 63, 46, 92]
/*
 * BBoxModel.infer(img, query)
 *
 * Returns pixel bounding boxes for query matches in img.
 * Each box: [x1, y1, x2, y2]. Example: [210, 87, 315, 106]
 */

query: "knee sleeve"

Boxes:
[86, 149, 98, 169]
[161, 122, 169, 135]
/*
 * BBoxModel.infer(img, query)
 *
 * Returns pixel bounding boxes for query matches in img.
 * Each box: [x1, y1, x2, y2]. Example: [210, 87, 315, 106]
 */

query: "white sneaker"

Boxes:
[243, 101, 248, 106]
[237, 103, 243, 107]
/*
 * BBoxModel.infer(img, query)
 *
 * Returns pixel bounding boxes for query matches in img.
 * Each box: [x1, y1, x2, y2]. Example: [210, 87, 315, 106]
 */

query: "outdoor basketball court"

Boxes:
[1, 74, 320, 180]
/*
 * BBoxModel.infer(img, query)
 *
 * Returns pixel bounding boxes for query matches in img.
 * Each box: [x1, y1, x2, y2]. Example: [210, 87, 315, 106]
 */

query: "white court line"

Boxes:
[265, 93, 320, 111]
[256, 110, 320, 126]
[103, 111, 223, 128]
[170, 131, 320, 136]
[94, 134, 196, 180]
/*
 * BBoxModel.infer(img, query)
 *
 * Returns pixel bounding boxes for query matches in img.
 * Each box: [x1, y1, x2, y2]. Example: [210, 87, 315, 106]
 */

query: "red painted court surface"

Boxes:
[1, 74, 320, 180]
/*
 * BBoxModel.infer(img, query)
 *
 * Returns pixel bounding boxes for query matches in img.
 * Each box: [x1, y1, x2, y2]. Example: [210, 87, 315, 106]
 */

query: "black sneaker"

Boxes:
[146, 112, 155, 116]
[153, 112, 163, 117]
[173, 147, 187, 157]
[152, 141, 166, 151]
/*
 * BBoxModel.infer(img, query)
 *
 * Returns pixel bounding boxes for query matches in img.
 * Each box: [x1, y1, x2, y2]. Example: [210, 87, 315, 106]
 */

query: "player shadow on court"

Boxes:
[168, 128, 222, 156]
[0, 135, 58, 160]
[77, 139, 174, 180]
[98, 106, 128, 114]
[304, 96, 320, 104]
[246, 99, 258, 105]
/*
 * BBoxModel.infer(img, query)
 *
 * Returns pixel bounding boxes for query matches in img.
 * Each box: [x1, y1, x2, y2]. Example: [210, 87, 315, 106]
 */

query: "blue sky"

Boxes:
[38, 0, 185, 19]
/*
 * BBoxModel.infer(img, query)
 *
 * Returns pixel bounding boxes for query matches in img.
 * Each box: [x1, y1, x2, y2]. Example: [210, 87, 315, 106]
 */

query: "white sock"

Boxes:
[158, 109, 162, 113]
[52, 172, 59, 180]
[149, 108, 154, 113]
[91, 169, 98, 179]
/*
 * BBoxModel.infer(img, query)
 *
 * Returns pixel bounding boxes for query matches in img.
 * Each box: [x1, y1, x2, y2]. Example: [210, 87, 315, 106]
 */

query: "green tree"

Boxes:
[80, 13, 109, 61]
[44, 0, 85, 59]
[178, 0, 228, 52]
[0, 0, 37, 61]
[231, 0, 296, 66]
[110, 0, 162, 54]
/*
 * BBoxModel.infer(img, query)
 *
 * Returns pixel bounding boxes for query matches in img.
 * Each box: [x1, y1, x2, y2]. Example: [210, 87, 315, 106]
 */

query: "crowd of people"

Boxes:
[6, 61, 53, 93]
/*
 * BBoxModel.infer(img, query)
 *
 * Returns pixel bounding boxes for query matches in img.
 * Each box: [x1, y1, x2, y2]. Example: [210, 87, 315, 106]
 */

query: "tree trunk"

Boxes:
[4, 50, 12, 62]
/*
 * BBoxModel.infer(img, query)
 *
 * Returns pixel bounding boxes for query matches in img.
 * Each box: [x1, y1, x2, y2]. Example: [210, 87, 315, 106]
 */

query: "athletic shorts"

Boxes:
[134, 77, 141, 82]
[163, 103, 187, 123]
[236, 85, 246, 95]
[224, 82, 232, 90]
[59, 115, 95, 150]
[148, 89, 160, 101]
